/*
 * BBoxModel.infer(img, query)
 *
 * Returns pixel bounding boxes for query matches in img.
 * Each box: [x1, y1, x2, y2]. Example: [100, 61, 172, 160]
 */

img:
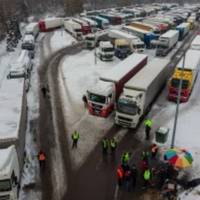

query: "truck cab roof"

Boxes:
[0, 146, 16, 179]
[88, 81, 113, 96]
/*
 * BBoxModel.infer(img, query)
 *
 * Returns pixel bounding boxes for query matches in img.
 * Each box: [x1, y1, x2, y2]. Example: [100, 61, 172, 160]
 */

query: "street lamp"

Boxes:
[171, 51, 186, 148]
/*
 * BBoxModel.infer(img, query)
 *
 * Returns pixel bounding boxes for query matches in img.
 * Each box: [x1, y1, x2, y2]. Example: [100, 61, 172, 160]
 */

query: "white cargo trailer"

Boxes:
[0, 77, 27, 199]
[64, 19, 83, 40]
[156, 30, 179, 56]
[115, 58, 170, 128]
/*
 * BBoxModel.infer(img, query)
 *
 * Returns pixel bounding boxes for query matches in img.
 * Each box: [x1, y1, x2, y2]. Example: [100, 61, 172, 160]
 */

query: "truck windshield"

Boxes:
[157, 44, 167, 49]
[102, 48, 114, 52]
[86, 37, 95, 41]
[136, 44, 144, 49]
[88, 93, 106, 104]
[171, 78, 189, 89]
[117, 98, 138, 115]
[0, 179, 11, 192]
[117, 45, 129, 49]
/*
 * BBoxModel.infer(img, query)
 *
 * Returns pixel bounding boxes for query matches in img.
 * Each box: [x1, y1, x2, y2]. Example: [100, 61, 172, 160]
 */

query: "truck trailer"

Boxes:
[129, 21, 160, 34]
[89, 16, 109, 29]
[87, 53, 148, 117]
[122, 25, 159, 48]
[156, 30, 179, 56]
[72, 18, 91, 35]
[81, 17, 98, 32]
[0, 77, 27, 199]
[38, 17, 63, 32]
[115, 58, 170, 128]
[63, 19, 83, 40]
[108, 29, 145, 52]
[168, 49, 200, 102]
[98, 14, 122, 25]
[176, 22, 190, 41]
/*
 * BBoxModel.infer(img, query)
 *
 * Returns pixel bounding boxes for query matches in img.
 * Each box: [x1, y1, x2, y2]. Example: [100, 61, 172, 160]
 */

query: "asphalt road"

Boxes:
[38, 25, 199, 200]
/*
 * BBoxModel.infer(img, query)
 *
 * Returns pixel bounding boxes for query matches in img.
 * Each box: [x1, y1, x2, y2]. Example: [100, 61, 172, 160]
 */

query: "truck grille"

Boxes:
[118, 116, 132, 122]
[0, 195, 10, 200]
[118, 120, 131, 127]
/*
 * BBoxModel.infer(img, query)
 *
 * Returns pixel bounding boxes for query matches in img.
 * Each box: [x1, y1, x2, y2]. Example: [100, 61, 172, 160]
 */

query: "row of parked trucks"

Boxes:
[0, 20, 40, 199]
[86, 34, 199, 126]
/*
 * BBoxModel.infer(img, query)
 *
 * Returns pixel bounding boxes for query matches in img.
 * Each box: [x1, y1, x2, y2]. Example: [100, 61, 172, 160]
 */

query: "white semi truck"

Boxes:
[97, 41, 115, 61]
[87, 53, 148, 117]
[63, 19, 83, 40]
[108, 29, 145, 52]
[156, 30, 179, 56]
[115, 58, 170, 128]
[0, 77, 27, 199]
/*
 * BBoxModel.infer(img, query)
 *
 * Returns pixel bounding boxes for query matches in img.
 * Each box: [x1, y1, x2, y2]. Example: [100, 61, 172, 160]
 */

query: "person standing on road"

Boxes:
[71, 130, 80, 148]
[121, 152, 130, 168]
[110, 138, 117, 156]
[117, 165, 124, 186]
[38, 150, 46, 169]
[82, 94, 88, 108]
[143, 168, 152, 189]
[144, 119, 153, 140]
[102, 138, 109, 156]
[41, 87, 47, 98]
[150, 143, 159, 159]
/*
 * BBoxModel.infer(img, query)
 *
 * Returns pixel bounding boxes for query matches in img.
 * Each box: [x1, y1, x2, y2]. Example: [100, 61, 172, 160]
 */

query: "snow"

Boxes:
[190, 35, 200, 50]
[0, 78, 24, 140]
[177, 49, 200, 70]
[100, 53, 147, 82]
[50, 29, 76, 53]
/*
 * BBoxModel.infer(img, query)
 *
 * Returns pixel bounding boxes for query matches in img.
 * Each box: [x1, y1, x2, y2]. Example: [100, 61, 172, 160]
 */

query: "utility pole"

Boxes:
[171, 51, 186, 148]
[94, 32, 97, 65]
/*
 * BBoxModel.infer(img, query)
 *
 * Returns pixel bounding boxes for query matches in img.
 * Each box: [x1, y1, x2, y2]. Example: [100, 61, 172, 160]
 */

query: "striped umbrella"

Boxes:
[164, 148, 193, 168]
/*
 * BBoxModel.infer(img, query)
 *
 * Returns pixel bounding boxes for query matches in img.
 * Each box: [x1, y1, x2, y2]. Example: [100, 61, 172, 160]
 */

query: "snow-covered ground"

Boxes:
[50, 29, 76, 52]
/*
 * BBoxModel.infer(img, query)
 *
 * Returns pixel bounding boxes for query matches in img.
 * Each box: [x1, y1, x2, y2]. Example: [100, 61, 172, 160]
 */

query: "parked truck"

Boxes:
[86, 53, 148, 117]
[142, 19, 169, 33]
[122, 26, 159, 48]
[114, 39, 132, 59]
[168, 49, 200, 102]
[7, 50, 33, 79]
[63, 19, 83, 40]
[97, 41, 115, 61]
[25, 22, 39, 39]
[156, 30, 179, 56]
[0, 77, 27, 199]
[72, 18, 91, 35]
[115, 58, 170, 128]
[108, 29, 145, 52]
[89, 16, 109, 29]
[38, 17, 63, 32]
[81, 17, 98, 32]
[98, 13, 122, 25]
[21, 34, 35, 50]
[129, 21, 160, 34]
[176, 22, 190, 41]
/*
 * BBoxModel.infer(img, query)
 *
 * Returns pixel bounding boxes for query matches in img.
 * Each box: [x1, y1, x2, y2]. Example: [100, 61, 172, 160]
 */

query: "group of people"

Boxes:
[116, 143, 159, 191]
